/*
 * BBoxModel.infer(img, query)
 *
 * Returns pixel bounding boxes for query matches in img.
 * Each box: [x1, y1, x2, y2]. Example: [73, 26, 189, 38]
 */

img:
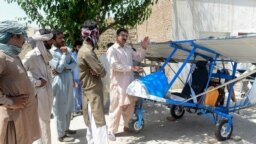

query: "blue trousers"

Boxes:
[73, 80, 82, 112]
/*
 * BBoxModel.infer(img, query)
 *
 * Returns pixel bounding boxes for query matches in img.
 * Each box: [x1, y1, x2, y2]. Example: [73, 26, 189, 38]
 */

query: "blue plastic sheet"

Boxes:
[139, 71, 168, 98]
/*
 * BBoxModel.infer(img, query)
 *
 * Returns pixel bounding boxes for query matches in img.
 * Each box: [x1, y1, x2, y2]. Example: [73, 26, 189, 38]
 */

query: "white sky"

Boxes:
[0, 0, 38, 27]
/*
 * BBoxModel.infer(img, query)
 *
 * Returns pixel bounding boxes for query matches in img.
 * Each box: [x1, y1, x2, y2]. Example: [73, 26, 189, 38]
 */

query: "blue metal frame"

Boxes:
[211, 73, 233, 80]
[165, 45, 197, 93]
[162, 40, 241, 114]
[199, 54, 218, 105]
[134, 98, 144, 128]
[192, 42, 221, 56]
[160, 47, 178, 71]
[171, 43, 210, 60]
[225, 62, 237, 110]
[132, 39, 247, 136]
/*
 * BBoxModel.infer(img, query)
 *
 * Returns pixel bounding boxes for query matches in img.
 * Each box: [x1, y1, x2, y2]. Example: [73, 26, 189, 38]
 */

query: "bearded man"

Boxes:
[22, 29, 55, 144]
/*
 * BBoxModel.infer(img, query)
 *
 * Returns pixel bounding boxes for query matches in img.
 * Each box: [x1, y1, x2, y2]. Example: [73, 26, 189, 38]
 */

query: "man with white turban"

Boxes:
[22, 29, 55, 144]
[0, 20, 41, 144]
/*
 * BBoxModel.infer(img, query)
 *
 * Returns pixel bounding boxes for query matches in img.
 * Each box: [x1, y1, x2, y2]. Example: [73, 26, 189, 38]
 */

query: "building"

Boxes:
[136, 0, 172, 42]
[137, 0, 256, 41]
[172, 0, 256, 40]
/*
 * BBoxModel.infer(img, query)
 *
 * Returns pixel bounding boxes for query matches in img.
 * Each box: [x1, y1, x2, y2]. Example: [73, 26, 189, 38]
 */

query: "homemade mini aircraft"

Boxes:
[127, 35, 256, 141]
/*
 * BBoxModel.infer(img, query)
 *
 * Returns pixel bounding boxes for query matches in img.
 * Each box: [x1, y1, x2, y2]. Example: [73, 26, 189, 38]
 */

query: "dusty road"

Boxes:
[51, 101, 256, 144]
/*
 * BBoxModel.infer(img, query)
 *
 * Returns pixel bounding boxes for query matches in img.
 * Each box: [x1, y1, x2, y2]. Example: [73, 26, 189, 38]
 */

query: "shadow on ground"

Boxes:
[113, 102, 256, 144]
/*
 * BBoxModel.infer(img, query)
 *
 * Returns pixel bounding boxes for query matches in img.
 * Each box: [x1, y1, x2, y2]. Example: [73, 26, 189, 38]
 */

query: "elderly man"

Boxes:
[77, 20, 108, 144]
[49, 29, 77, 142]
[22, 29, 54, 144]
[0, 20, 40, 144]
[107, 28, 149, 141]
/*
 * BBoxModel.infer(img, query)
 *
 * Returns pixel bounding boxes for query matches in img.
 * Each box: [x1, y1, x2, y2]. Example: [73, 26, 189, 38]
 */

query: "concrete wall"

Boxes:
[172, 0, 256, 40]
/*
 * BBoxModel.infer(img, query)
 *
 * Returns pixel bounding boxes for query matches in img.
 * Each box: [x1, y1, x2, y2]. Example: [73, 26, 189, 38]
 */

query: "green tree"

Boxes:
[5, 0, 158, 44]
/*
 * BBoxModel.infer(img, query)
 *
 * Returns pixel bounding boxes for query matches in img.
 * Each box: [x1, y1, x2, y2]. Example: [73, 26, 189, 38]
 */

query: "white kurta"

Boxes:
[22, 48, 53, 144]
[107, 43, 146, 106]
[106, 43, 146, 133]
[49, 46, 76, 137]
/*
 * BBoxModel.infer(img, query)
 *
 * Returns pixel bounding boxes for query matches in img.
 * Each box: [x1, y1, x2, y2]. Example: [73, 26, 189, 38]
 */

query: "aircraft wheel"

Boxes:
[170, 105, 185, 119]
[215, 119, 233, 141]
[129, 119, 144, 133]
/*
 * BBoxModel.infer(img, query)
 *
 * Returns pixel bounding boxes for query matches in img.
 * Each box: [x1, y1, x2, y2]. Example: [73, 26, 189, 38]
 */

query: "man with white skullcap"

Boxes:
[22, 29, 55, 144]
[77, 20, 108, 144]
[0, 20, 41, 144]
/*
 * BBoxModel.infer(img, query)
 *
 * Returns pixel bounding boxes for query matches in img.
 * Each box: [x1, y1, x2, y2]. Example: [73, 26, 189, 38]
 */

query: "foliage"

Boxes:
[5, 0, 158, 44]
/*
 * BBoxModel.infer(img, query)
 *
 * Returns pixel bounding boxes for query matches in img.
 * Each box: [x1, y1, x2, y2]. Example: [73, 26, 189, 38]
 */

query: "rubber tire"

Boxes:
[170, 105, 185, 119]
[215, 119, 233, 141]
[129, 119, 144, 133]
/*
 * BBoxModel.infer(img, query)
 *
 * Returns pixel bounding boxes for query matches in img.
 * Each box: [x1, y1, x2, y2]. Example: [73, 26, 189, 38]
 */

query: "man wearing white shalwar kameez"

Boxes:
[49, 30, 77, 142]
[107, 28, 149, 141]
[22, 29, 54, 144]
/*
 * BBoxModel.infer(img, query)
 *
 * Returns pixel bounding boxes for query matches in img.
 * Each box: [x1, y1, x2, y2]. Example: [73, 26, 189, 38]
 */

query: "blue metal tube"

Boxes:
[193, 42, 221, 56]
[211, 73, 233, 80]
[165, 46, 197, 94]
[170, 39, 194, 45]
[183, 55, 197, 87]
[214, 110, 233, 120]
[199, 54, 218, 104]
[172, 43, 210, 60]
[160, 46, 178, 71]
[226, 62, 237, 110]
[166, 99, 197, 107]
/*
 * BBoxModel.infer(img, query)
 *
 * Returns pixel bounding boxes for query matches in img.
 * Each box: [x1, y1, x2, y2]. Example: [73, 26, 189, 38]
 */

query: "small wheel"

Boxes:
[170, 105, 185, 119]
[129, 119, 144, 133]
[215, 119, 233, 141]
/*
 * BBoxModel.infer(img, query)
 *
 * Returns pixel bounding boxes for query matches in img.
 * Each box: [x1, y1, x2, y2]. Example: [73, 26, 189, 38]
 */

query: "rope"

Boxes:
[179, 68, 256, 103]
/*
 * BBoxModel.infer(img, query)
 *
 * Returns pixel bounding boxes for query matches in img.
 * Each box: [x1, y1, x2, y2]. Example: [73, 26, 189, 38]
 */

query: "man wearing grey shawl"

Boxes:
[0, 20, 40, 144]
[22, 29, 55, 144]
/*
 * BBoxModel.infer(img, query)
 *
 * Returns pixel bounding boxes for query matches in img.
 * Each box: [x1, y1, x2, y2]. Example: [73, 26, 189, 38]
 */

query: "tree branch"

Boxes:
[100, 21, 118, 35]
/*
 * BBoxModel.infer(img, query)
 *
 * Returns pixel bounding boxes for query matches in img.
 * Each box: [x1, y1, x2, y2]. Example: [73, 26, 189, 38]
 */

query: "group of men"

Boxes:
[0, 20, 149, 144]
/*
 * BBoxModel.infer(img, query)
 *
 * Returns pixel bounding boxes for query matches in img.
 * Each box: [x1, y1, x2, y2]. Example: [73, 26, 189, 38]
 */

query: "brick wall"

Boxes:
[136, 0, 172, 42]
[96, 28, 137, 56]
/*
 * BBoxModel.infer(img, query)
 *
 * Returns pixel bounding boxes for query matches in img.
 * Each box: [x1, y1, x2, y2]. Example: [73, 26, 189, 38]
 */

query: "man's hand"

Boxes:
[52, 69, 58, 75]
[8, 95, 28, 110]
[90, 70, 99, 76]
[73, 81, 78, 88]
[131, 66, 143, 72]
[141, 36, 150, 50]
[38, 78, 47, 87]
[60, 46, 68, 54]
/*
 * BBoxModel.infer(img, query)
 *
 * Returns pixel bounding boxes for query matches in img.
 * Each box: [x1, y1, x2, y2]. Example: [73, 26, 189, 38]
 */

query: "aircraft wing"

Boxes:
[133, 35, 256, 63]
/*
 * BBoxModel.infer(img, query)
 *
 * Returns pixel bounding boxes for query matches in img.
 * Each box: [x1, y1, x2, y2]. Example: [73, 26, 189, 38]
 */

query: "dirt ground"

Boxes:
[51, 101, 256, 144]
